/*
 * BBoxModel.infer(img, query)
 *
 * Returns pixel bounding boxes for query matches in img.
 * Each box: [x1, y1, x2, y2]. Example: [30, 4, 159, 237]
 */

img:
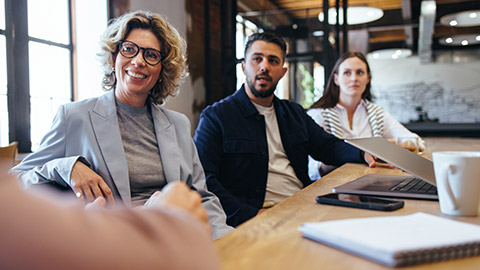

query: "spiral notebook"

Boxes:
[299, 213, 480, 267]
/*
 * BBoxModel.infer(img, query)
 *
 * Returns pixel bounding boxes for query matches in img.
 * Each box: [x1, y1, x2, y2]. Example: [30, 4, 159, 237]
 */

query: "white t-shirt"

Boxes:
[307, 102, 421, 180]
[251, 102, 303, 207]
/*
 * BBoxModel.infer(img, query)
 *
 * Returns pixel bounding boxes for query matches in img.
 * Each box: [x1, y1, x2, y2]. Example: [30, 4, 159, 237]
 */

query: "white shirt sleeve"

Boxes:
[307, 108, 326, 181]
[307, 108, 326, 129]
[382, 109, 425, 150]
[306, 105, 425, 180]
[382, 110, 420, 139]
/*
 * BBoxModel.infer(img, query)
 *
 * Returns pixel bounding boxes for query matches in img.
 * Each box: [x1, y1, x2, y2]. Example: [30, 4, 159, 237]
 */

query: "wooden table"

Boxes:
[214, 137, 480, 270]
[423, 137, 480, 153]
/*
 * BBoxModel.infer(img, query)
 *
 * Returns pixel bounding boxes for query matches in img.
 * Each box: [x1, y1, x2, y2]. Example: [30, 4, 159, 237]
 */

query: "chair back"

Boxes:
[0, 141, 18, 166]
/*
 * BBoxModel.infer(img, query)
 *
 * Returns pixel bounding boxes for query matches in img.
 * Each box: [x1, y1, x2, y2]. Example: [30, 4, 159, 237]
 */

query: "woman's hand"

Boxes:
[364, 152, 377, 168]
[70, 161, 115, 205]
[144, 182, 211, 234]
[364, 152, 395, 169]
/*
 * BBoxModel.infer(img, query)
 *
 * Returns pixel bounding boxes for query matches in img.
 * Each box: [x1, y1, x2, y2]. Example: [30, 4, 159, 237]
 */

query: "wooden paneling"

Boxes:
[436, 0, 478, 4]
[238, 0, 292, 27]
[369, 28, 406, 43]
[273, 0, 402, 12]
[433, 25, 480, 38]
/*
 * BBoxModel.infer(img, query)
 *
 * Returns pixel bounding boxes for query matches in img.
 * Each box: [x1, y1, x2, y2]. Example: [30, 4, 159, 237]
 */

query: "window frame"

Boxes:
[4, 0, 74, 152]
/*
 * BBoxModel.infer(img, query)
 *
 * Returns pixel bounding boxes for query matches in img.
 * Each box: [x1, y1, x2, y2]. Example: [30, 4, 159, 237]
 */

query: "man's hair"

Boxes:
[244, 32, 287, 62]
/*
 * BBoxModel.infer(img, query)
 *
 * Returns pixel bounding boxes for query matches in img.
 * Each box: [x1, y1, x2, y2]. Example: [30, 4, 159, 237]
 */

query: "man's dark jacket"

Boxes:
[193, 86, 365, 227]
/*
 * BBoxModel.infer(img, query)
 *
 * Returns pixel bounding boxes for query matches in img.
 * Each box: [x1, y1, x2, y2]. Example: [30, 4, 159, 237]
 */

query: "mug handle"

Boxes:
[441, 164, 458, 210]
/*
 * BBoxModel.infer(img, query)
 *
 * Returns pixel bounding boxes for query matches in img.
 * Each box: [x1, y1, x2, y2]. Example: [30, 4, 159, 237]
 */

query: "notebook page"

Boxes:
[300, 212, 480, 253]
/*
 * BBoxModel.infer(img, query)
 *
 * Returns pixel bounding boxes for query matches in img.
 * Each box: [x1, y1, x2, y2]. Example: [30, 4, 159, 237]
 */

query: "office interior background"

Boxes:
[1, 0, 479, 153]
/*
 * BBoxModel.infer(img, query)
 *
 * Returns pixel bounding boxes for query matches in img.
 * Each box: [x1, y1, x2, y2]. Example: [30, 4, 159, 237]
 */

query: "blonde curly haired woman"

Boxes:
[12, 10, 231, 240]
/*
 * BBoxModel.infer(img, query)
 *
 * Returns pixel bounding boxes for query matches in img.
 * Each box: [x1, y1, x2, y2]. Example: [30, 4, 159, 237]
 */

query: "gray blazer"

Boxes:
[11, 90, 232, 239]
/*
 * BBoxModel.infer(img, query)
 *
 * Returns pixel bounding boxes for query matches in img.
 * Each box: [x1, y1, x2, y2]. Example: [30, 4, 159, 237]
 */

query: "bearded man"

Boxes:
[194, 32, 376, 227]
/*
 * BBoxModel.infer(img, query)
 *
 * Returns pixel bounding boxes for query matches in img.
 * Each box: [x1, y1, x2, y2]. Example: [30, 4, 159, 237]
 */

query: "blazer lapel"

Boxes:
[151, 104, 181, 183]
[90, 91, 131, 204]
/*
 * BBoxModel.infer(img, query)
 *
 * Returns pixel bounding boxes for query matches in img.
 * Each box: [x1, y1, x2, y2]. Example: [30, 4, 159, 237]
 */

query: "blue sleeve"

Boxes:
[193, 109, 258, 227]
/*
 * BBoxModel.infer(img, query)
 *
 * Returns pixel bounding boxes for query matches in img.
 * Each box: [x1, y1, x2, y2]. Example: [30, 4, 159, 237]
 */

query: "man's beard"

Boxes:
[246, 75, 277, 98]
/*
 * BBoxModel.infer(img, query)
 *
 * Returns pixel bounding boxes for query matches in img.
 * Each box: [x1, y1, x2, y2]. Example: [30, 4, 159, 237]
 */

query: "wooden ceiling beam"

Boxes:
[433, 25, 480, 38]
[238, 0, 292, 26]
[435, 0, 477, 4]
[369, 28, 406, 43]
[368, 25, 480, 44]
[273, 0, 402, 11]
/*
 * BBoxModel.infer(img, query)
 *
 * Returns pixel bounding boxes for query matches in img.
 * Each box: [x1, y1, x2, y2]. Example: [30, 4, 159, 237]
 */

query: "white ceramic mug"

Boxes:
[432, 151, 480, 216]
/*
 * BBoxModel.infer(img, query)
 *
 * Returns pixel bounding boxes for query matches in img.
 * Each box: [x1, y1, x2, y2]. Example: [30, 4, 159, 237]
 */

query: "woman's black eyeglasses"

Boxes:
[118, 40, 163, 66]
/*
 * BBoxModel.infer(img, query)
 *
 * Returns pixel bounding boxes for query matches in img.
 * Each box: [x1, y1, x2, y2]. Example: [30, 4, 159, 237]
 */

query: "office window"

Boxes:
[0, 0, 7, 146]
[28, 0, 72, 150]
[0, 0, 4, 30]
[0, 36, 7, 147]
[28, 0, 70, 44]
[2, 0, 107, 152]
[29, 42, 72, 149]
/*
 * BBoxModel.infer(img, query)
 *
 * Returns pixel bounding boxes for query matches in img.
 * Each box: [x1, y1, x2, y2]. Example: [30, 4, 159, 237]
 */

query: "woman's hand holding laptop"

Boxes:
[364, 151, 396, 169]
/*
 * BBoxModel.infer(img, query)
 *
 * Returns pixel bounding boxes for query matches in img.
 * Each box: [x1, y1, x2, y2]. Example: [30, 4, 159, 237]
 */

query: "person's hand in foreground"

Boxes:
[0, 162, 219, 270]
[144, 182, 211, 234]
[85, 196, 107, 210]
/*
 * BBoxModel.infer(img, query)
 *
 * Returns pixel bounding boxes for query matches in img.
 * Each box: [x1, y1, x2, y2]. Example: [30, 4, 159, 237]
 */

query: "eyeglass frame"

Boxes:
[118, 40, 164, 66]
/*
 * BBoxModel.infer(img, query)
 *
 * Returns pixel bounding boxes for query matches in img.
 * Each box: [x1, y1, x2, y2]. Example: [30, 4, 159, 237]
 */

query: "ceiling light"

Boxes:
[439, 34, 480, 46]
[367, 48, 412, 60]
[440, 10, 480, 27]
[312, 30, 324, 37]
[318, 7, 383, 25]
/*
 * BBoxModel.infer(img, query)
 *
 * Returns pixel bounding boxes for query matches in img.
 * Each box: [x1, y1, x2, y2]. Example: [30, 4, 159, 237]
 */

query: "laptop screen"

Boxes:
[345, 137, 436, 185]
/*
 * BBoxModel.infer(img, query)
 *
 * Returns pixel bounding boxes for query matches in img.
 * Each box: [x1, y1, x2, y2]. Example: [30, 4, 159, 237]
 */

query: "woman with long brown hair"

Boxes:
[308, 52, 422, 179]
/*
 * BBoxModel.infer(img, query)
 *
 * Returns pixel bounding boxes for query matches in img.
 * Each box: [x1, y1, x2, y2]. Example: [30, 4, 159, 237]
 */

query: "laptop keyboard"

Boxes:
[389, 177, 437, 194]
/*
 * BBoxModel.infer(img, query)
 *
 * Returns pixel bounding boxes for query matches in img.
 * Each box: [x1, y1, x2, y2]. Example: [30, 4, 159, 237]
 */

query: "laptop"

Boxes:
[332, 137, 438, 200]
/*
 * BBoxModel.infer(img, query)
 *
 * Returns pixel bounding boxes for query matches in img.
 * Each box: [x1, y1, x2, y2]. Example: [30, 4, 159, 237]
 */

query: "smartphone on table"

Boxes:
[315, 193, 404, 211]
